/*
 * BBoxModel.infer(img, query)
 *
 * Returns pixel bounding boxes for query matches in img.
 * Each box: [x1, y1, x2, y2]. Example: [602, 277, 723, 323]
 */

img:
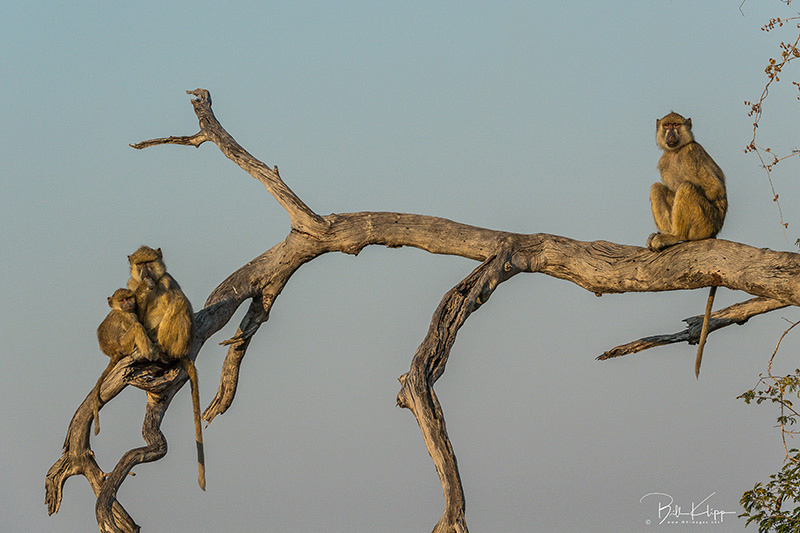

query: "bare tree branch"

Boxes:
[397, 247, 519, 532]
[95, 388, 175, 533]
[133, 89, 327, 235]
[599, 297, 790, 359]
[129, 132, 207, 149]
[47, 89, 800, 533]
[46, 359, 184, 533]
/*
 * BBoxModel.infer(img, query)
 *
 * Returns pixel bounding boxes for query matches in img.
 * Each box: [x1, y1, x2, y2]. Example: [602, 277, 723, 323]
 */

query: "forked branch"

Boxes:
[47, 89, 800, 533]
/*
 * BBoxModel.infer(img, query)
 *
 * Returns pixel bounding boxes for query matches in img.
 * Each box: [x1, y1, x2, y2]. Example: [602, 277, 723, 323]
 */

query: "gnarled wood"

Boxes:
[46, 359, 184, 533]
[397, 248, 519, 532]
[47, 89, 800, 533]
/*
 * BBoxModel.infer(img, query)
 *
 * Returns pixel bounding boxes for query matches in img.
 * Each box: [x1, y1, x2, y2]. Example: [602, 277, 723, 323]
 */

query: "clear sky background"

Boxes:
[3, 1, 800, 532]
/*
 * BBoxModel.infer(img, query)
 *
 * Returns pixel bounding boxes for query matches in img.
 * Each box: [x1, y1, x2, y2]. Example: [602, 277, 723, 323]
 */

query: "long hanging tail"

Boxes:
[92, 362, 115, 436]
[183, 358, 206, 490]
[695, 286, 717, 379]
[93, 379, 103, 436]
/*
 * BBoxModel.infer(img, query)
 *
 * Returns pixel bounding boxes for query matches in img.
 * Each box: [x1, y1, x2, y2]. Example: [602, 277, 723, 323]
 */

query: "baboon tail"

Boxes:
[695, 286, 717, 378]
[183, 358, 206, 490]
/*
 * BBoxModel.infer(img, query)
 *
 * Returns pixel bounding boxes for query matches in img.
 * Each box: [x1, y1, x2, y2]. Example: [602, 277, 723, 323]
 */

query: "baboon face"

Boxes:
[132, 260, 158, 285]
[128, 246, 165, 286]
[108, 288, 136, 313]
[118, 295, 136, 313]
[656, 112, 693, 151]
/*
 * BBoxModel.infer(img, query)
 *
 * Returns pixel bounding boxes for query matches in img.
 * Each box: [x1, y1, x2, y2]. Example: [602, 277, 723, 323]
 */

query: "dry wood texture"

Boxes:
[46, 89, 800, 533]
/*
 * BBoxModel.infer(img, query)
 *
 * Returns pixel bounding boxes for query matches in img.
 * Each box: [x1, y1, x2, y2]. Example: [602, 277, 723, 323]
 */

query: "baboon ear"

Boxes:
[156, 248, 162, 259]
[127, 254, 134, 264]
[685, 118, 692, 129]
[107, 296, 114, 307]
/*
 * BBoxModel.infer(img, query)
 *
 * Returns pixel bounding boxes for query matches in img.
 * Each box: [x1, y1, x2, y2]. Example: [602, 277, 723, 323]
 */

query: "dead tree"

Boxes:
[45, 89, 800, 533]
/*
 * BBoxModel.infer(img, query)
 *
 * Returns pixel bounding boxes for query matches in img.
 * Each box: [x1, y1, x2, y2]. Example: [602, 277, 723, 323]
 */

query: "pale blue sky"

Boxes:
[3, 1, 800, 532]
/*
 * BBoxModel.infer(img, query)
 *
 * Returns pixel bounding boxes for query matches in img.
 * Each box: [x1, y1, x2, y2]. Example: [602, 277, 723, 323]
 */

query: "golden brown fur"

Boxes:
[127, 246, 206, 490]
[93, 288, 158, 435]
[647, 112, 727, 251]
[127, 246, 194, 359]
[647, 113, 728, 377]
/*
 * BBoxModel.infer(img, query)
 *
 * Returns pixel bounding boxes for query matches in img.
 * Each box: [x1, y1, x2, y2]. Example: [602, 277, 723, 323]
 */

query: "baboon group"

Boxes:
[93, 245, 205, 490]
[86, 113, 725, 492]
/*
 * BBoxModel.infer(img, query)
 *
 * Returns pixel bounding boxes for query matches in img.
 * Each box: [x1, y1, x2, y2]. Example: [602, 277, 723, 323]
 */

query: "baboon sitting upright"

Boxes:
[647, 112, 728, 378]
[127, 245, 205, 490]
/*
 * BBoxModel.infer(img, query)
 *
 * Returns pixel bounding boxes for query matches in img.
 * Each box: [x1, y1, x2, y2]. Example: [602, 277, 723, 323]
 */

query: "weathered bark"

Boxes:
[397, 249, 519, 532]
[599, 296, 790, 360]
[46, 89, 800, 533]
[46, 360, 184, 533]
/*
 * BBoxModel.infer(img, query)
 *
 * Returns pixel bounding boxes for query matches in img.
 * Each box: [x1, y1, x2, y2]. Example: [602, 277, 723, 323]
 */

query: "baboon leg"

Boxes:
[647, 183, 678, 250]
[649, 182, 673, 233]
[671, 182, 715, 241]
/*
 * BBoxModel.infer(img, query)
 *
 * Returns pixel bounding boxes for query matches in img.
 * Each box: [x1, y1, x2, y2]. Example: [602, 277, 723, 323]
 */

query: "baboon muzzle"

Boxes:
[665, 130, 679, 148]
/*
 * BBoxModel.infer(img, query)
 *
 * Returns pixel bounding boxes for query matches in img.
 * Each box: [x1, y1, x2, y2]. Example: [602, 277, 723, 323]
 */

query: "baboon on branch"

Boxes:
[647, 112, 727, 251]
[93, 288, 159, 435]
[127, 245, 206, 490]
[647, 112, 728, 378]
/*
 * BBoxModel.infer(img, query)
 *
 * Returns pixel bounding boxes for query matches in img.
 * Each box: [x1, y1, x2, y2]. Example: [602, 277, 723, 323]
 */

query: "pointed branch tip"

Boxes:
[186, 88, 211, 105]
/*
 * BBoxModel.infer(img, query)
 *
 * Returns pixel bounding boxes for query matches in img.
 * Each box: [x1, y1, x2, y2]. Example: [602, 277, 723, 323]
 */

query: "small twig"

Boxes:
[768, 318, 800, 377]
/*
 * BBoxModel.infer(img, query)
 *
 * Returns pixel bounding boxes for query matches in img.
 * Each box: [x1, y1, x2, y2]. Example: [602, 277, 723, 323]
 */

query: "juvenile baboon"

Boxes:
[93, 288, 159, 435]
[647, 112, 728, 377]
[127, 245, 205, 490]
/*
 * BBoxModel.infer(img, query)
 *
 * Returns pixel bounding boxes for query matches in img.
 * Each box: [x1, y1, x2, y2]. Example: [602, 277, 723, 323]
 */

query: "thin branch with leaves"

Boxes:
[744, 16, 800, 238]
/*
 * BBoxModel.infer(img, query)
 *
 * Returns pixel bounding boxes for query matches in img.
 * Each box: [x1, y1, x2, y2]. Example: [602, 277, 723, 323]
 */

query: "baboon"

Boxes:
[647, 112, 727, 251]
[647, 112, 728, 378]
[94, 288, 159, 435]
[127, 245, 205, 490]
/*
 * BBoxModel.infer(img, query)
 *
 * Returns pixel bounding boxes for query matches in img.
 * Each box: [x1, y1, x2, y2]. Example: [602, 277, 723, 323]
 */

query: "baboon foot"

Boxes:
[647, 232, 679, 252]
